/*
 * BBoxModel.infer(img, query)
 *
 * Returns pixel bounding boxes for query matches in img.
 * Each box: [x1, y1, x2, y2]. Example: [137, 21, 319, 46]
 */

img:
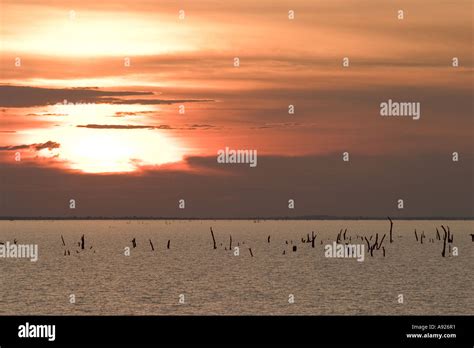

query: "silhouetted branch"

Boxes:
[210, 227, 217, 249]
[441, 226, 448, 257]
[388, 217, 393, 243]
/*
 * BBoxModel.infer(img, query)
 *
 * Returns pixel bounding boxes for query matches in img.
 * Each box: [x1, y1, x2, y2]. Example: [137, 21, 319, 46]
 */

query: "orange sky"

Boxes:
[1, 0, 472, 172]
[0, 0, 472, 217]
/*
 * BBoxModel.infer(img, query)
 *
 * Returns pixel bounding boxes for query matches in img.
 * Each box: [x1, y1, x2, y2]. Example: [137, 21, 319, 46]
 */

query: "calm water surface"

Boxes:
[0, 220, 472, 315]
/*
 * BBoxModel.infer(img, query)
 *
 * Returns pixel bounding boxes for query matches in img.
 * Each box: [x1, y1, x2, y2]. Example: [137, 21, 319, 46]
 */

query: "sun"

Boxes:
[19, 104, 186, 173]
[30, 126, 185, 173]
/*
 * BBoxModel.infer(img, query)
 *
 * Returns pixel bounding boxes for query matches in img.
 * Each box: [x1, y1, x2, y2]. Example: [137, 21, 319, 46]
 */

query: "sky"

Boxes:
[0, 0, 472, 218]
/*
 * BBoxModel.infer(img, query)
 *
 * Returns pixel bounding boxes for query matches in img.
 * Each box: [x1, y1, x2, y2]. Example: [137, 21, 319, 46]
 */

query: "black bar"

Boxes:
[0, 316, 472, 346]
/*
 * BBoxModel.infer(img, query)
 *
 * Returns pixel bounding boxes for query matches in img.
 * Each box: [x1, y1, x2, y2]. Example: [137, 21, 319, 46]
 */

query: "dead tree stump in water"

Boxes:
[364, 237, 371, 254]
[366, 238, 375, 257]
[311, 231, 317, 248]
[364, 233, 385, 257]
[375, 234, 386, 250]
[80, 235, 85, 250]
[441, 227, 448, 257]
[249, 248, 254, 257]
[149, 239, 154, 251]
[447, 227, 453, 243]
[131, 238, 136, 248]
[167, 240, 171, 249]
[210, 227, 217, 249]
[388, 217, 393, 243]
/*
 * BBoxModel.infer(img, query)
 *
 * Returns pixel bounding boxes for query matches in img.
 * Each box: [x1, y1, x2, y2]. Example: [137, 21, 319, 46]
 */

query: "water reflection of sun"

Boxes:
[21, 104, 185, 173]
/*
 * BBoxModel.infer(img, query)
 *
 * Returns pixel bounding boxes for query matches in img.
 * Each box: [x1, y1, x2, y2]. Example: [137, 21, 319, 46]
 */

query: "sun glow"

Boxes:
[64, 129, 184, 173]
[2, 7, 197, 57]
[19, 104, 186, 173]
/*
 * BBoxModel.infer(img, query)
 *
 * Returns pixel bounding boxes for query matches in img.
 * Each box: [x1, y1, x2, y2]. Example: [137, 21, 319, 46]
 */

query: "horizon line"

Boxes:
[0, 216, 472, 221]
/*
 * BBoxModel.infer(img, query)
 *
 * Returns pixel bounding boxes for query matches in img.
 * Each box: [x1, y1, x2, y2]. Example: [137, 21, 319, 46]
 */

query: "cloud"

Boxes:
[109, 99, 213, 105]
[114, 111, 155, 117]
[0, 85, 213, 108]
[186, 124, 215, 130]
[76, 124, 154, 130]
[0, 141, 60, 151]
[76, 124, 216, 130]
[0, 154, 472, 218]
[251, 122, 304, 129]
[25, 113, 68, 116]
[0, 85, 152, 107]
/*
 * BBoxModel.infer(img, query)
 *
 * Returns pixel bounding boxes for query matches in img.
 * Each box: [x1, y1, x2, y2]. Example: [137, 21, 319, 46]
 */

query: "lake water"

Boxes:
[0, 220, 472, 315]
